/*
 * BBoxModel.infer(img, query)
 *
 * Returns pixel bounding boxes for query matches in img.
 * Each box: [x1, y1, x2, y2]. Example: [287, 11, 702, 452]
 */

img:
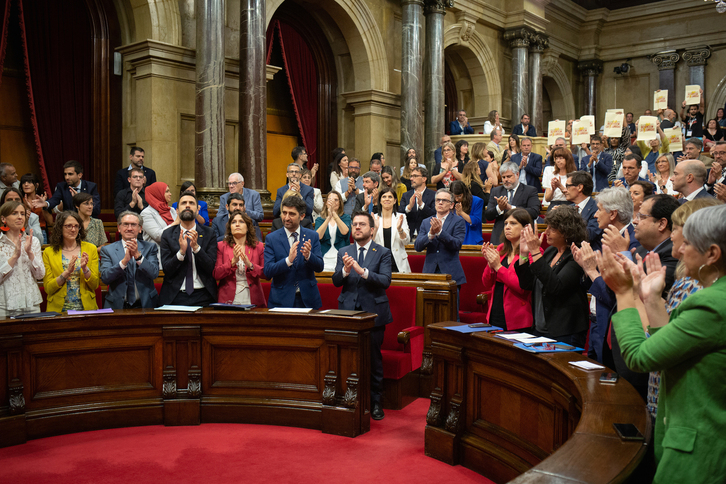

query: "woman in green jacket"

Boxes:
[599, 203, 726, 484]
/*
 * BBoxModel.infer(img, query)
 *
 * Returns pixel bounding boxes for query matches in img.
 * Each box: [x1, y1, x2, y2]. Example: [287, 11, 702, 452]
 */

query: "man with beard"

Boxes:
[398, 166, 436, 237]
[337, 157, 363, 216]
[333, 211, 392, 420]
[159, 191, 217, 306]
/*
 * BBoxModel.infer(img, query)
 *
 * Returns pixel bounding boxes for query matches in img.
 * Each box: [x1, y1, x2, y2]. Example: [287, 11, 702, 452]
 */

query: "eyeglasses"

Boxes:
[435, 199, 453, 204]
[287, 171, 301, 175]
[565, 184, 577, 188]
[120, 222, 139, 228]
[635, 212, 655, 220]
[63, 224, 80, 230]
[227, 181, 241, 186]
[130, 175, 144, 180]
[410, 174, 424, 178]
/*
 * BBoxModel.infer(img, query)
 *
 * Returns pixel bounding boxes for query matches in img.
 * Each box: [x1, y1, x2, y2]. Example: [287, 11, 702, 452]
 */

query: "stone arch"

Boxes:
[541, 54, 576, 122]
[707, 73, 726, 121]
[444, 22, 502, 118]
[113, 0, 181, 45]
[268, 0, 389, 92]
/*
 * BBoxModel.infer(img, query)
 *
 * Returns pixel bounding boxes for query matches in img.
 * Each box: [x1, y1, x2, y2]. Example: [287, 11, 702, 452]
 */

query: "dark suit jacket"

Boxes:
[114, 187, 146, 219]
[578, 197, 603, 248]
[484, 184, 541, 245]
[510, 152, 543, 192]
[579, 152, 612, 192]
[515, 247, 589, 338]
[512, 124, 537, 137]
[212, 213, 263, 242]
[47, 180, 101, 218]
[159, 223, 218, 304]
[414, 213, 466, 285]
[398, 188, 436, 237]
[635, 238, 679, 297]
[272, 183, 314, 218]
[269, 216, 313, 233]
[100, 240, 160, 309]
[263, 226, 324, 309]
[332, 241, 393, 327]
[354, 192, 381, 215]
[680, 188, 716, 204]
[449, 121, 474, 135]
[114, 166, 156, 197]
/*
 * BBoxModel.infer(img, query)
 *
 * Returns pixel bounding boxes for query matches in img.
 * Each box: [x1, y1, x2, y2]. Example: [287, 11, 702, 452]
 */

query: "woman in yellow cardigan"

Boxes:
[43, 211, 100, 312]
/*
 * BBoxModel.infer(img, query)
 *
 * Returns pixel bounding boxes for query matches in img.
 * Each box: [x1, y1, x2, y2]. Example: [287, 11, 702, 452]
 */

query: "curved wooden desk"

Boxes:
[0, 309, 376, 447]
[425, 323, 650, 483]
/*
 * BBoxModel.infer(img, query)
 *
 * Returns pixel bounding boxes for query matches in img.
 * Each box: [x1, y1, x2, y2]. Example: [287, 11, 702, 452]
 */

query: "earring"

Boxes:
[698, 264, 720, 286]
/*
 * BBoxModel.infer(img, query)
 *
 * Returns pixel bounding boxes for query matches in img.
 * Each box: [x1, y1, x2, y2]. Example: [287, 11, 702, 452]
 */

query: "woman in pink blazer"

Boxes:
[213, 211, 266, 307]
[481, 208, 535, 330]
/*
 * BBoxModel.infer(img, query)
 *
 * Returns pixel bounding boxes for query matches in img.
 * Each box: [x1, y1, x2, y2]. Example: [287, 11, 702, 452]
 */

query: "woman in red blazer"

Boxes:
[213, 211, 266, 307]
[481, 208, 535, 330]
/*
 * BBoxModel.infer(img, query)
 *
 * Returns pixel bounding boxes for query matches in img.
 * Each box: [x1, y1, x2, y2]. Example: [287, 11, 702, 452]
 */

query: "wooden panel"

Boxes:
[266, 132, 298, 197]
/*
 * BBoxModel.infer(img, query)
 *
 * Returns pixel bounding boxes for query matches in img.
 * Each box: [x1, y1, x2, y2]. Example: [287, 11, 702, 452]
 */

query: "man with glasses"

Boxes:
[212, 193, 262, 242]
[100, 211, 160, 309]
[707, 141, 726, 201]
[414, 189, 466, 319]
[450, 110, 474, 135]
[114, 147, 157, 198]
[273, 163, 314, 218]
[217, 173, 263, 221]
[580, 135, 612, 192]
[484, 161, 540, 245]
[399, 166, 436, 237]
[337, 158, 363, 215]
[560, 170, 601, 246]
[114, 167, 147, 219]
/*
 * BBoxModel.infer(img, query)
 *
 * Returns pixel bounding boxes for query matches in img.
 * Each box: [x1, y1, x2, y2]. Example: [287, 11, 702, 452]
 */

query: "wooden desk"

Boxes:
[0, 309, 377, 448]
[425, 323, 649, 483]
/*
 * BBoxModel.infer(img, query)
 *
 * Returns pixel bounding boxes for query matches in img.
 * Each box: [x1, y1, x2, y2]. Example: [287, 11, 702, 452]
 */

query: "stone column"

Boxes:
[195, 0, 226, 207]
[400, 0, 424, 165]
[650, 51, 679, 111]
[682, 46, 710, 92]
[504, 28, 532, 127]
[528, 33, 548, 136]
[239, 0, 269, 202]
[578, 60, 602, 119]
[423, 0, 452, 175]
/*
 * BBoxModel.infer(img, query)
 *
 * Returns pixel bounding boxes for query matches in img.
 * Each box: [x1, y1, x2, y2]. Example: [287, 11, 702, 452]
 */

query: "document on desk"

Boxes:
[521, 336, 557, 343]
[496, 333, 537, 341]
[569, 360, 605, 371]
[67, 308, 114, 315]
[268, 308, 313, 313]
[154, 305, 203, 312]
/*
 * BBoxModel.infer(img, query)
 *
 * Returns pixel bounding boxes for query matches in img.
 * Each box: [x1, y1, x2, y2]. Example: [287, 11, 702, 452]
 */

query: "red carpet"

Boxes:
[0, 398, 492, 483]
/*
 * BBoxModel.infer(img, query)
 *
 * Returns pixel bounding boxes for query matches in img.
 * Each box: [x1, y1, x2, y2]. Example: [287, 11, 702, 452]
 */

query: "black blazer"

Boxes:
[398, 188, 436, 236]
[114, 187, 146, 219]
[354, 192, 380, 215]
[47, 180, 101, 218]
[484, 184, 540, 245]
[635, 238, 679, 298]
[114, 166, 157, 198]
[515, 247, 589, 338]
[159, 223, 218, 304]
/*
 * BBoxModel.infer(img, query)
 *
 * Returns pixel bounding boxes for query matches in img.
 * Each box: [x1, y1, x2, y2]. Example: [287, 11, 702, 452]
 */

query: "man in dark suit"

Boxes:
[114, 166, 147, 219]
[672, 159, 715, 204]
[579, 135, 612, 192]
[212, 193, 262, 242]
[706, 141, 726, 200]
[398, 166, 436, 238]
[264, 195, 324, 309]
[449, 110, 474, 135]
[353, 171, 380, 214]
[100, 211, 160, 309]
[561, 170, 602, 245]
[332, 211, 393, 420]
[509, 137, 542, 192]
[272, 163, 314, 218]
[33, 160, 101, 218]
[159, 192, 218, 306]
[512, 113, 537, 137]
[484, 162, 540, 245]
[613, 154, 651, 190]
[415, 189, 467, 317]
[113, 147, 157, 198]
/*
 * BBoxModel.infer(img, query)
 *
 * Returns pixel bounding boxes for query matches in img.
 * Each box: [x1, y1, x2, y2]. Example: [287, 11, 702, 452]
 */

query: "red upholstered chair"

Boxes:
[407, 254, 425, 273]
[317, 283, 341, 310]
[458, 256, 489, 323]
[381, 285, 423, 410]
[262, 282, 271, 303]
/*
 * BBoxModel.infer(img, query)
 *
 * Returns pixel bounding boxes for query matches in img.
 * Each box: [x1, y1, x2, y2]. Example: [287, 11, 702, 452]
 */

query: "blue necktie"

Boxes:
[358, 246, 365, 265]
[126, 253, 136, 305]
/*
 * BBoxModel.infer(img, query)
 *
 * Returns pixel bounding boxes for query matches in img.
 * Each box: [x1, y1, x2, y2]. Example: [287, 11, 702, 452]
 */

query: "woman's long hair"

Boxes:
[455, 140, 470, 163]
[461, 161, 485, 189]
[49, 211, 86, 252]
[551, 148, 577, 174]
[224, 210, 257, 248]
[321, 191, 345, 218]
[449, 181, 472, 214]
[499, 208, 534, 256]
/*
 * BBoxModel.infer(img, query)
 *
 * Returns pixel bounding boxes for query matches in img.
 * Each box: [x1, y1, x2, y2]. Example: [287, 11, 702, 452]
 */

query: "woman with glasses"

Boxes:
[42, 211, 100, 312]
[171, 181, 209, 226]
[432, 142, 463, 190]
[73, 192, 107, 249]
[0, 201, 44, 318]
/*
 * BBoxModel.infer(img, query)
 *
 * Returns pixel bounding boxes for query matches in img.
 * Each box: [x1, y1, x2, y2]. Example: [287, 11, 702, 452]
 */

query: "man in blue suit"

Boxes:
[272, 163, 315, 218]
[509, 138, 542, 192]
[512, 113, 537, 137]
[212, 193, 262, 242]
[415, 189, 466, 317]
[613, 154, 652, 190]
[216, 172, 264, 221]
[399, 166, 436, 238]
[562, 171, 601, 245]
[579, 135, 612, 192]
[333, 211, 393, 420]
[449, 110, 474, 135]
[264, 196, 324, 309]
[100, 211, 160, 309]
[34, 160, 101, 218]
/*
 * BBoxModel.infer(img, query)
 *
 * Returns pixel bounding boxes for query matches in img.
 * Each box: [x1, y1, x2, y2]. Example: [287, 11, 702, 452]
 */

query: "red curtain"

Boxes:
[0, 0, 9, 88]
[19, 0, 93, 195]
[276, 20, 318, 177]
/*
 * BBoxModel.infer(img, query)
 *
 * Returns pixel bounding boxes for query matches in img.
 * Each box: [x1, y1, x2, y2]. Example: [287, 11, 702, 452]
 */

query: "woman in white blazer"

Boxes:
[372, 187, 411, 273]
[140, 182, 177, 270]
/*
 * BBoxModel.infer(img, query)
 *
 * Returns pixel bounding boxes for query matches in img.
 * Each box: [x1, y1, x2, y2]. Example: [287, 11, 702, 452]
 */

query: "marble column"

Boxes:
[528, 34, 548, 136]
[195, 0, 226, 206]
[400, 0, 424, 165]
[682, 46, 710, 92]
[504, 28, 532, 128]
[650, 51, 679, 111]
[577, 60, 602, 119]
[423, 0, 452, 175]
[239, 0, 269, 201]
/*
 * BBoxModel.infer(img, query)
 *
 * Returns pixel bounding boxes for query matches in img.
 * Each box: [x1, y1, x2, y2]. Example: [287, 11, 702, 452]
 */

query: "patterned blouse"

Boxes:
[0, 233, 45, 313]
[646, 276, 702, 419]
[84, 218, 108, 248]
[61, 253, 84, 311]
